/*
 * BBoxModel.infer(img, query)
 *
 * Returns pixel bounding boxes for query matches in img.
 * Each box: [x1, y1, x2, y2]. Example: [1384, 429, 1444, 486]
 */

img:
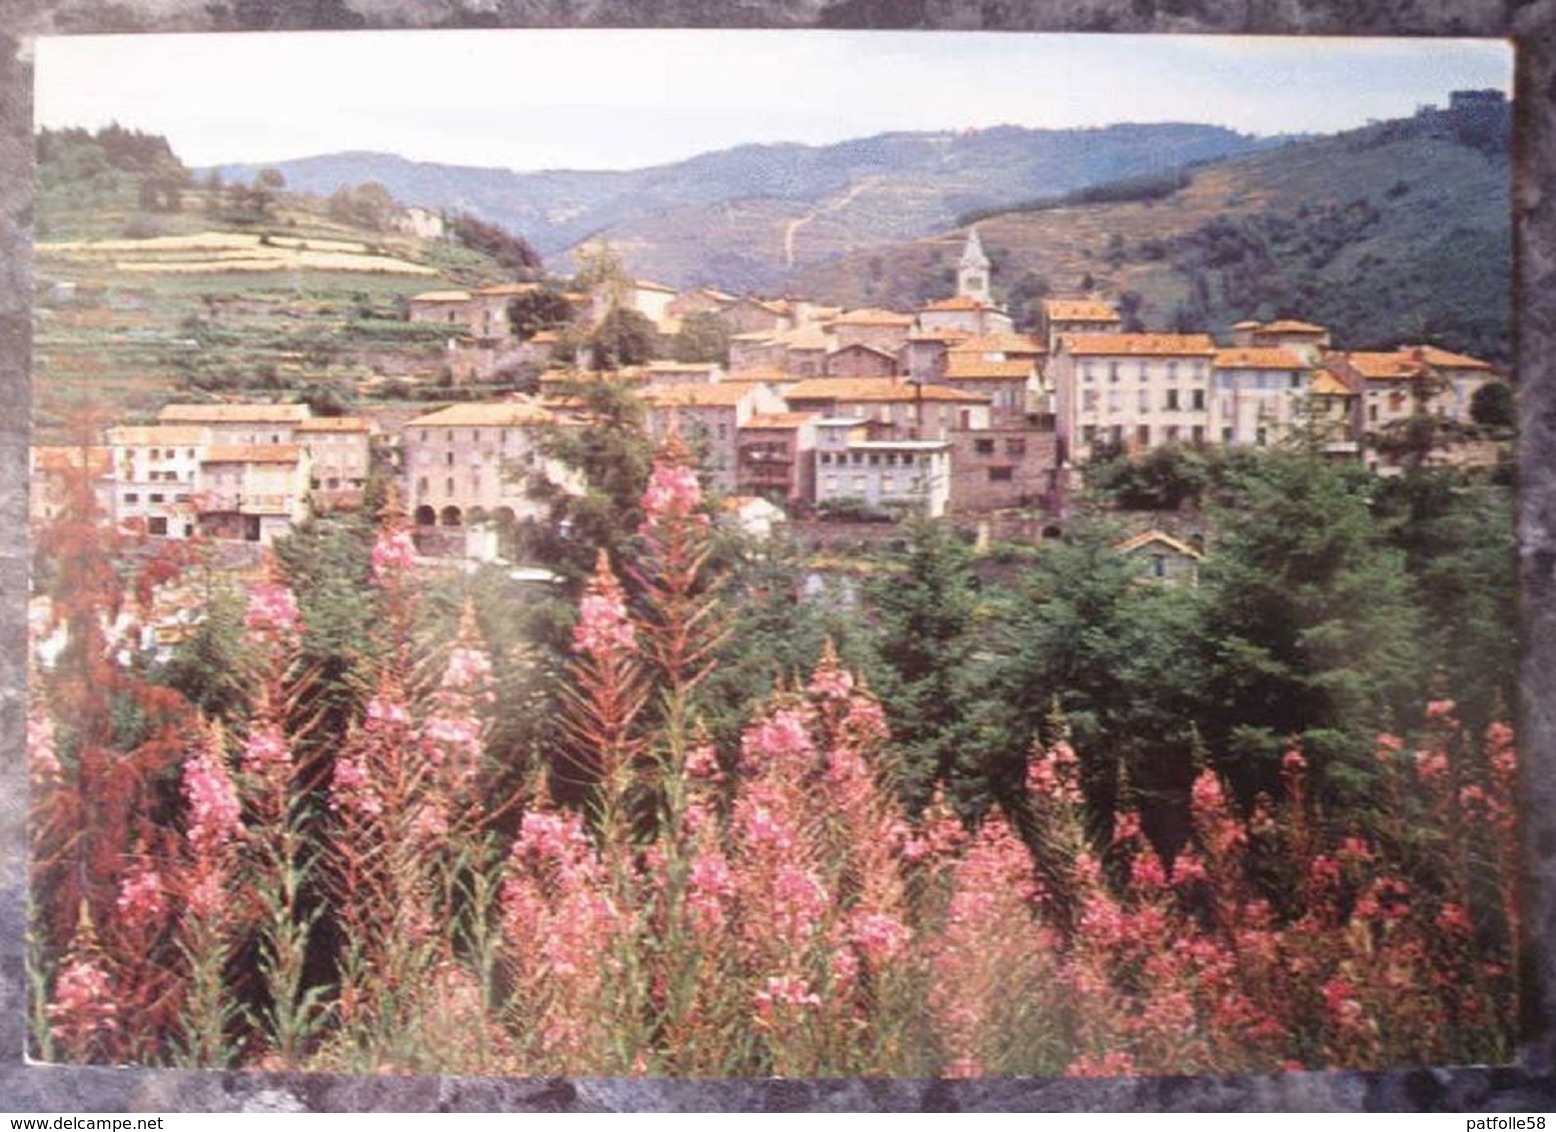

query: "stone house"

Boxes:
[813, 417, 953, 519]
[1040, 297, 1122, 353]
[1114, 529, 1203, 586]
[830, 308, 915, 355]
[408, 290, 475, 331]
[736, 412, 820, 506]
[196, 444, 313, 546]
[401, 399, 561, 530]
[937, 356, 1041, 428]
[639, 381, 786, 494]
[156, 402, 312, 447]
[295, 416, 376, 511]
[949, 427, 1059, 515]
[783, 377, 991, 441]
[30, 444, 114, 525]
[1210, 346, 1319, 449]
[825, 343, 899, 379]
[106, 424, 207, 539]
[1049, 333, 1219, 464]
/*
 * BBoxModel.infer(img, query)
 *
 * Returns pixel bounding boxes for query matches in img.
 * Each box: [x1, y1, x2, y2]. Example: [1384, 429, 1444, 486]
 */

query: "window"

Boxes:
[1138, 390, 1149, 412]
[124, 492, 139, 503]
[1082, 425, 1097, 445]
[1256, 427, 1268, 447]
[1151, 554, 1167, 579]
[149, 493, 165, 503]
[975, 438, 995, 456]
[1191, 389, 1205, 411]
[148, 517, 168, 535]
[819, 452, 832, 466]
[989, 467, 1014, 482]
[446, 452, 455, 466]
[1222, 427, 1234, 444]
[1083, 390, 1099, 412]
[1167, 361, 1179, 381]
[1165, 426, 1180, 442]
[446, 476, 455, 495]
[1192, 425, 1205, 444]
[1005, 438, 1026, 458]
[1109, 362, 1120, 383]
[1139, 363, 1150, 382]
[1107, 391, 1121, 412]
[1136, 424, 1151, 446]
[868, 453, 880, 466]
[1290, 372, 1304, 389]
[1165, 389, 1180, 411]
[1082, 363, 1095, 382]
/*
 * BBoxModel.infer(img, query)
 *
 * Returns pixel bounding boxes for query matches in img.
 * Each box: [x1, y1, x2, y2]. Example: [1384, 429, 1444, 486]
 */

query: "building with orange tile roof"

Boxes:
[401, 398, 571, 530]
[29, 444, 113, 525]
[196, 443, 312, 545]
[296, 416, 376, 509]
[784, 377, 991, 442]
[1040, 297, 1122, 352]
[831, 307, 915, 355]
[1050, 334, 1218, 463]
[640, 382, 787, 493]
[825, 343, 900, 380]
[1210, 346, 1326, 451]
[736, 411, 821, 505]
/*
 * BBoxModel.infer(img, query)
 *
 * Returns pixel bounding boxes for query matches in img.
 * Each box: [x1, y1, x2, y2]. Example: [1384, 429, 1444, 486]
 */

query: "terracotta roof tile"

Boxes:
[1044, 299, 1121, 322]
[203, 444, 304, 465]
[742, 413, 818, 430]
[159, 403, 311, 424]
[942, 358, 1034, 380]
[108, 425, 209, 446]
[784, 377, 989, 404]
[1213, 347, 1311, 370]
[1063, 334, 1218, 357]
[405, 400, 555, 428]
[832, 307, 914, 326]
[1345, 352, 1425, 381]
[640, 382, 764, 408]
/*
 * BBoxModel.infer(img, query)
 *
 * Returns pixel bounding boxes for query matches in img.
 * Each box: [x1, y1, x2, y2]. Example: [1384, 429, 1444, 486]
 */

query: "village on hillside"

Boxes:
[31, 223, 1514, 584]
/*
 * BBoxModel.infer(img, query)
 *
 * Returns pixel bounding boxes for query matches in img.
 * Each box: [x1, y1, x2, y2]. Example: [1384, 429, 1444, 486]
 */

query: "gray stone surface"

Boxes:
[1, 0, 1554, 1110]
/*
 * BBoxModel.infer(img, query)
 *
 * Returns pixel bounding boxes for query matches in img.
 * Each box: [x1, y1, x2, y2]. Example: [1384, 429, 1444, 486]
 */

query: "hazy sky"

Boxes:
[32, 30, 1513, 172]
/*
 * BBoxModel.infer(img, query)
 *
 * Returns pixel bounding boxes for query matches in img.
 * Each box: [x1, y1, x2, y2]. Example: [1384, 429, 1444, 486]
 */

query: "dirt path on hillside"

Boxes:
[782, 177, 878, 268]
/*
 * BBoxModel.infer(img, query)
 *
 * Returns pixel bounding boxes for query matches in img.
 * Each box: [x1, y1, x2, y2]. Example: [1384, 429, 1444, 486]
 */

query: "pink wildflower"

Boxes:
[370, 528, 417, 585]
[46, 953, 118, 1053]
[641, 459, 702, 521]
[330, 752, 383, 818]
[115, 863, 167, 932]
[243, 582, 300, 644]
[848, 910, 910, 966]
[365, 696, 412, 728]
[753, 974, 821, 1019]
[573, 556, 637, 658]
[240, 722, 290, 775]
[182, 745, 243, 856]
[741, 707, 815, 773]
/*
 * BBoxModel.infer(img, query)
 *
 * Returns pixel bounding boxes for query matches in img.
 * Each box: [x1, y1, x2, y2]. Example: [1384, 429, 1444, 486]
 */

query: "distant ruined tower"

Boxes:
[957, 226, 992, 306]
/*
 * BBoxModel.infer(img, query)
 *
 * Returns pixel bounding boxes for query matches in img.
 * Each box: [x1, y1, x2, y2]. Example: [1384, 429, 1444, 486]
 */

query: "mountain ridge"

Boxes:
[211, 120, 1269, 287]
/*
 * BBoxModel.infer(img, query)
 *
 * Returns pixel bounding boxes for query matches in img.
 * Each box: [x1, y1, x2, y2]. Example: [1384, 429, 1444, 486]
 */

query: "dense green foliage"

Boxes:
[958, 168, 1194, 226]
[449, 211, 544, 278]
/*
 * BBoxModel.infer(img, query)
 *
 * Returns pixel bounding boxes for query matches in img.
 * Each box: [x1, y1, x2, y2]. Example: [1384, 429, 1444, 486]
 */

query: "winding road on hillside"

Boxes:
[782, 177, 880, 268]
